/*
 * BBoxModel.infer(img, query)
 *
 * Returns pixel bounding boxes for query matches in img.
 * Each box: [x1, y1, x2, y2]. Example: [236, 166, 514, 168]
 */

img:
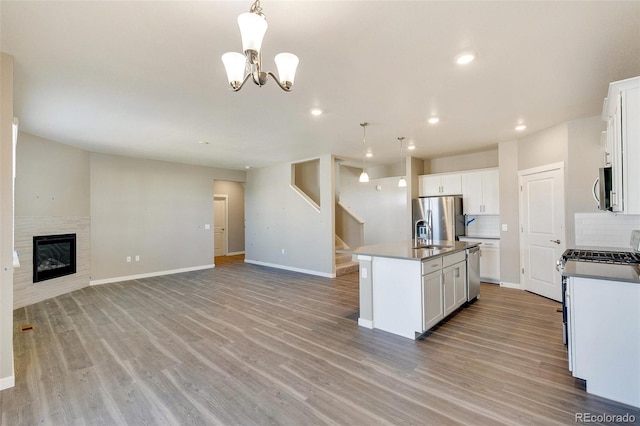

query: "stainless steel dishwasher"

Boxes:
[466, 246, 480, 301]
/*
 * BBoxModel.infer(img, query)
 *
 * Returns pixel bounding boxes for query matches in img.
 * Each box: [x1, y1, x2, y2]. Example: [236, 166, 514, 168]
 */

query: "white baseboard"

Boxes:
[226, 251, 245, 256]
[358, 318, 374, 329]
[500, 281, 522, 289]
[90, 264, 215, 286]
[244, 259, 335, 278]
[0, 374, 15, 391]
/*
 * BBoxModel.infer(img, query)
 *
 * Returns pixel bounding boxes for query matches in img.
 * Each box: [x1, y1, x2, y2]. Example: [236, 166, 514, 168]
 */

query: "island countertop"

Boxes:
[336, 239, 479, 261]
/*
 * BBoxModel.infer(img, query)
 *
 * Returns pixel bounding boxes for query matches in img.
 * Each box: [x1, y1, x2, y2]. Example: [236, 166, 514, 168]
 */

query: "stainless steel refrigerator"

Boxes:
[412, 196, 465, 241]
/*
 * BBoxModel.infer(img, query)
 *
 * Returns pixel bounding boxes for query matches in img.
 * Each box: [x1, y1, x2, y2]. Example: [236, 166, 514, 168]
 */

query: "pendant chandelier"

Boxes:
[221, 0, 299, 92]
[398, 137, 407, 187]
[359, 123, 370, 183]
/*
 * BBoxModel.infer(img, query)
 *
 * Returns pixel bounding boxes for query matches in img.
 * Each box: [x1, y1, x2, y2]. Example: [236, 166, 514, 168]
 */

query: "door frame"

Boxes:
[518, 162, 566, 300]
[214, 194, 229, 257]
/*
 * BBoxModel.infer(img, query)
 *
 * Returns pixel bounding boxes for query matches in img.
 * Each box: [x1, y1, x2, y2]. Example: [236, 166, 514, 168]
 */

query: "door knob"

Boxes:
[550, 239, 561, 244]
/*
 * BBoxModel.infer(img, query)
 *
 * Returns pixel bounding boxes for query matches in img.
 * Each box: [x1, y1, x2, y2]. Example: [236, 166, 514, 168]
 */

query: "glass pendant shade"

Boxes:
[274, 53, 299, 85]
[238, 12, 268, 54]
[359, 172, 369, 183]
[398, 177, 407, 187]
[221, 52, 247, 85]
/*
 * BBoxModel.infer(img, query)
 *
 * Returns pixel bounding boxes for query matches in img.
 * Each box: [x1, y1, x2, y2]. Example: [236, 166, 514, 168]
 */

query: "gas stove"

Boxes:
[561, 248, 640, 265]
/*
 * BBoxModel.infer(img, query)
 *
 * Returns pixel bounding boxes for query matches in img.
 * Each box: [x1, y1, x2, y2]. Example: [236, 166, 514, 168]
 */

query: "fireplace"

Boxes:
[33, 234, 77, 282]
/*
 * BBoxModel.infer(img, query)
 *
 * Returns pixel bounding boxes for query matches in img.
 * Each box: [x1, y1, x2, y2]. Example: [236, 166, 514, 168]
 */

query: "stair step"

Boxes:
[336, 253, 355, 265]
[336, 261, 359, 276]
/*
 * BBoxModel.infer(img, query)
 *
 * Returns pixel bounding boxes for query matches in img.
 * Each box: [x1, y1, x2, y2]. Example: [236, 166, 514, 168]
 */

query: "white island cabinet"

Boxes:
[369, 248, 468, 339]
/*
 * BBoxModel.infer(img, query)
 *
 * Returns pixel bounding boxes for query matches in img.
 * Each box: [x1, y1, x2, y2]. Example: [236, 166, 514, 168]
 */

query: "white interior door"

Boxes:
[213, 196, 227, 257]
[519, 164, 566, 301]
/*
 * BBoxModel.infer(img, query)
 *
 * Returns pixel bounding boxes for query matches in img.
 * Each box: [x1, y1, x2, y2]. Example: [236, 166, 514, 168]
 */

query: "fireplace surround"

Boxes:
[33, 234, 77, 282]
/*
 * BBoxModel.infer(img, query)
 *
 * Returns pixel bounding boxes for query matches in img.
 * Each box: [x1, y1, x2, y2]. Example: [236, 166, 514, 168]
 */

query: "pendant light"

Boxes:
[398, 136, 407, 187]
[359, 122, 370, 183]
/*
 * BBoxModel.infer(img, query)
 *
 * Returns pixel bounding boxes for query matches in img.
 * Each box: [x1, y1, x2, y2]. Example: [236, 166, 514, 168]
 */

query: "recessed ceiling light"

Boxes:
[515, 124, 527, 131]
[310, 108, 323, 116]
[245, 165, 251, 169]
[455, 52, 475, 65]
[428, 116, 440, 125]
[198, 141, 210, 145]
[366, 151, 373, 158]
[407, 144, 416, 151]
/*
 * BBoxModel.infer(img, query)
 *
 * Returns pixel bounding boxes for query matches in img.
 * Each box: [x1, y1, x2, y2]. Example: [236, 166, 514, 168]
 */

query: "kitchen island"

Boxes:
[338, 240, 479, 339]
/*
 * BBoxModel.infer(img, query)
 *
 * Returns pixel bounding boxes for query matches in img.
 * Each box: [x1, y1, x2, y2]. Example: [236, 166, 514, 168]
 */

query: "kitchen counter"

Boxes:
[562, 260, 640, 284]
[337, 239, 477, 261]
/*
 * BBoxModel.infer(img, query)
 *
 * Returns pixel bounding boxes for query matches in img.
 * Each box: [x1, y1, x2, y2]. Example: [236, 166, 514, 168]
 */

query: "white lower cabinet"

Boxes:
[422, 270, 443, 330]
[566, 276, 640, 408]
[371, 251, 469, 340]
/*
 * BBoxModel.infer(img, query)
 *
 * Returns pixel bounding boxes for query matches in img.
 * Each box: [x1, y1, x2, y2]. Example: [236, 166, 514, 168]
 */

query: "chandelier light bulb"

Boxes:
[398, 177, 407, 187]
[222, 0, 298, 92]
[359, 172, 370, 183]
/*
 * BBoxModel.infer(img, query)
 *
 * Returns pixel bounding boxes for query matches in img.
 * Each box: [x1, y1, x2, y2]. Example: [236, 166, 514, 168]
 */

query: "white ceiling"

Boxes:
[2, 1, 639, 171]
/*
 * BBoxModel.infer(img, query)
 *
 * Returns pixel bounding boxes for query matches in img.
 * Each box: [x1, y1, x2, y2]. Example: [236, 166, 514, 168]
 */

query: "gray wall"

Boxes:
[245, 154, 334, 276]
[498, 116, 602, 286]
[428, 149, 499, 174]
[14, 132, 91, 308]
[0, 52, 15, 389]
[339, 165, 408, 245]
[213, 180, 245, 254]
[90, 153, 244, 282]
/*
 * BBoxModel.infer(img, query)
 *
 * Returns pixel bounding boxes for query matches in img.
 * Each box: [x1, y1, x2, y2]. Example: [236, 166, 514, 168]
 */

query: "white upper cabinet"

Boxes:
[602, 76, 639, 214]
[461, 168, 499, 215]
[419, 173, 462, 196]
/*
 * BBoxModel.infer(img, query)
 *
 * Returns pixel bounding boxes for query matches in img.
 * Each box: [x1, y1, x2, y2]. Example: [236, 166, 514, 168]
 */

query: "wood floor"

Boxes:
[2, 261, 638, 425]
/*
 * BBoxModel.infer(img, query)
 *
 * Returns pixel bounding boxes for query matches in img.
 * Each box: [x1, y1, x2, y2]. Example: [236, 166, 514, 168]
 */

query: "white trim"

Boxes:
[517, 161, 565, 177]
[244, 259, 334, 278]
[0, 374, 15, 391]
[89, 264, 214, 286]
[289, 184, 321, 212]
[226, 251, 245, 256]
[357, 255, 372, 261]
[358, 318, 374, 329]
[500, 281, 522, 289]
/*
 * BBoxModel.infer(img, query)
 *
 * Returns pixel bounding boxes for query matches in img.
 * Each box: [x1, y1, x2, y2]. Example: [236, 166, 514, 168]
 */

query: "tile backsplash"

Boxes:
[575, 213, 640, 248]
[465, 215, 500, 238]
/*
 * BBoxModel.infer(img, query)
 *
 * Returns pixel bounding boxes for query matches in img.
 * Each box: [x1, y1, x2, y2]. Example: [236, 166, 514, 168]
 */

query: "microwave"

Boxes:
[596, 166, 613, 211]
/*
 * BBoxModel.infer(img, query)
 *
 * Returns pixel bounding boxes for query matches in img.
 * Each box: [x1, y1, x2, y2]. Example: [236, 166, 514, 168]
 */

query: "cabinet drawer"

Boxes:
[422, 257, 442, 275]
[443, 250, 466, 267]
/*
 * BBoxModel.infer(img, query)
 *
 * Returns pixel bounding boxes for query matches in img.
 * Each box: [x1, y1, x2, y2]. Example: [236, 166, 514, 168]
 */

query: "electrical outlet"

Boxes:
[361, 268, 367, 279]
[135, 255, 140, 262]
[501, 224, 508, 232]
[126, 256, 131, 263]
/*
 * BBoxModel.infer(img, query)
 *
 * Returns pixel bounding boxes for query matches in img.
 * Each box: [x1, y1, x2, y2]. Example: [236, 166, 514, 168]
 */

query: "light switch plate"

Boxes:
[501, 224, 508, 231]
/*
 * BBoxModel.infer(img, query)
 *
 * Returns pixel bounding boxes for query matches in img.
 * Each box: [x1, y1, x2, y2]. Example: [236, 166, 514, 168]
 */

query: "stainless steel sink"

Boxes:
[413, 244, 453, 250]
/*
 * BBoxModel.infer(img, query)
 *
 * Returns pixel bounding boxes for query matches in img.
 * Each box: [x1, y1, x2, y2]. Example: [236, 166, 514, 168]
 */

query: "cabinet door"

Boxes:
[440, 173, 462, 195]
[461, 171, 483, 214]
[454, 261, 467, 308]
[423, 270, 444, 331]
[419, 175, 442, 196]
[481, 169, 500, 214]
[442, 265, 457, 316]
[480, 246, 500, 283]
